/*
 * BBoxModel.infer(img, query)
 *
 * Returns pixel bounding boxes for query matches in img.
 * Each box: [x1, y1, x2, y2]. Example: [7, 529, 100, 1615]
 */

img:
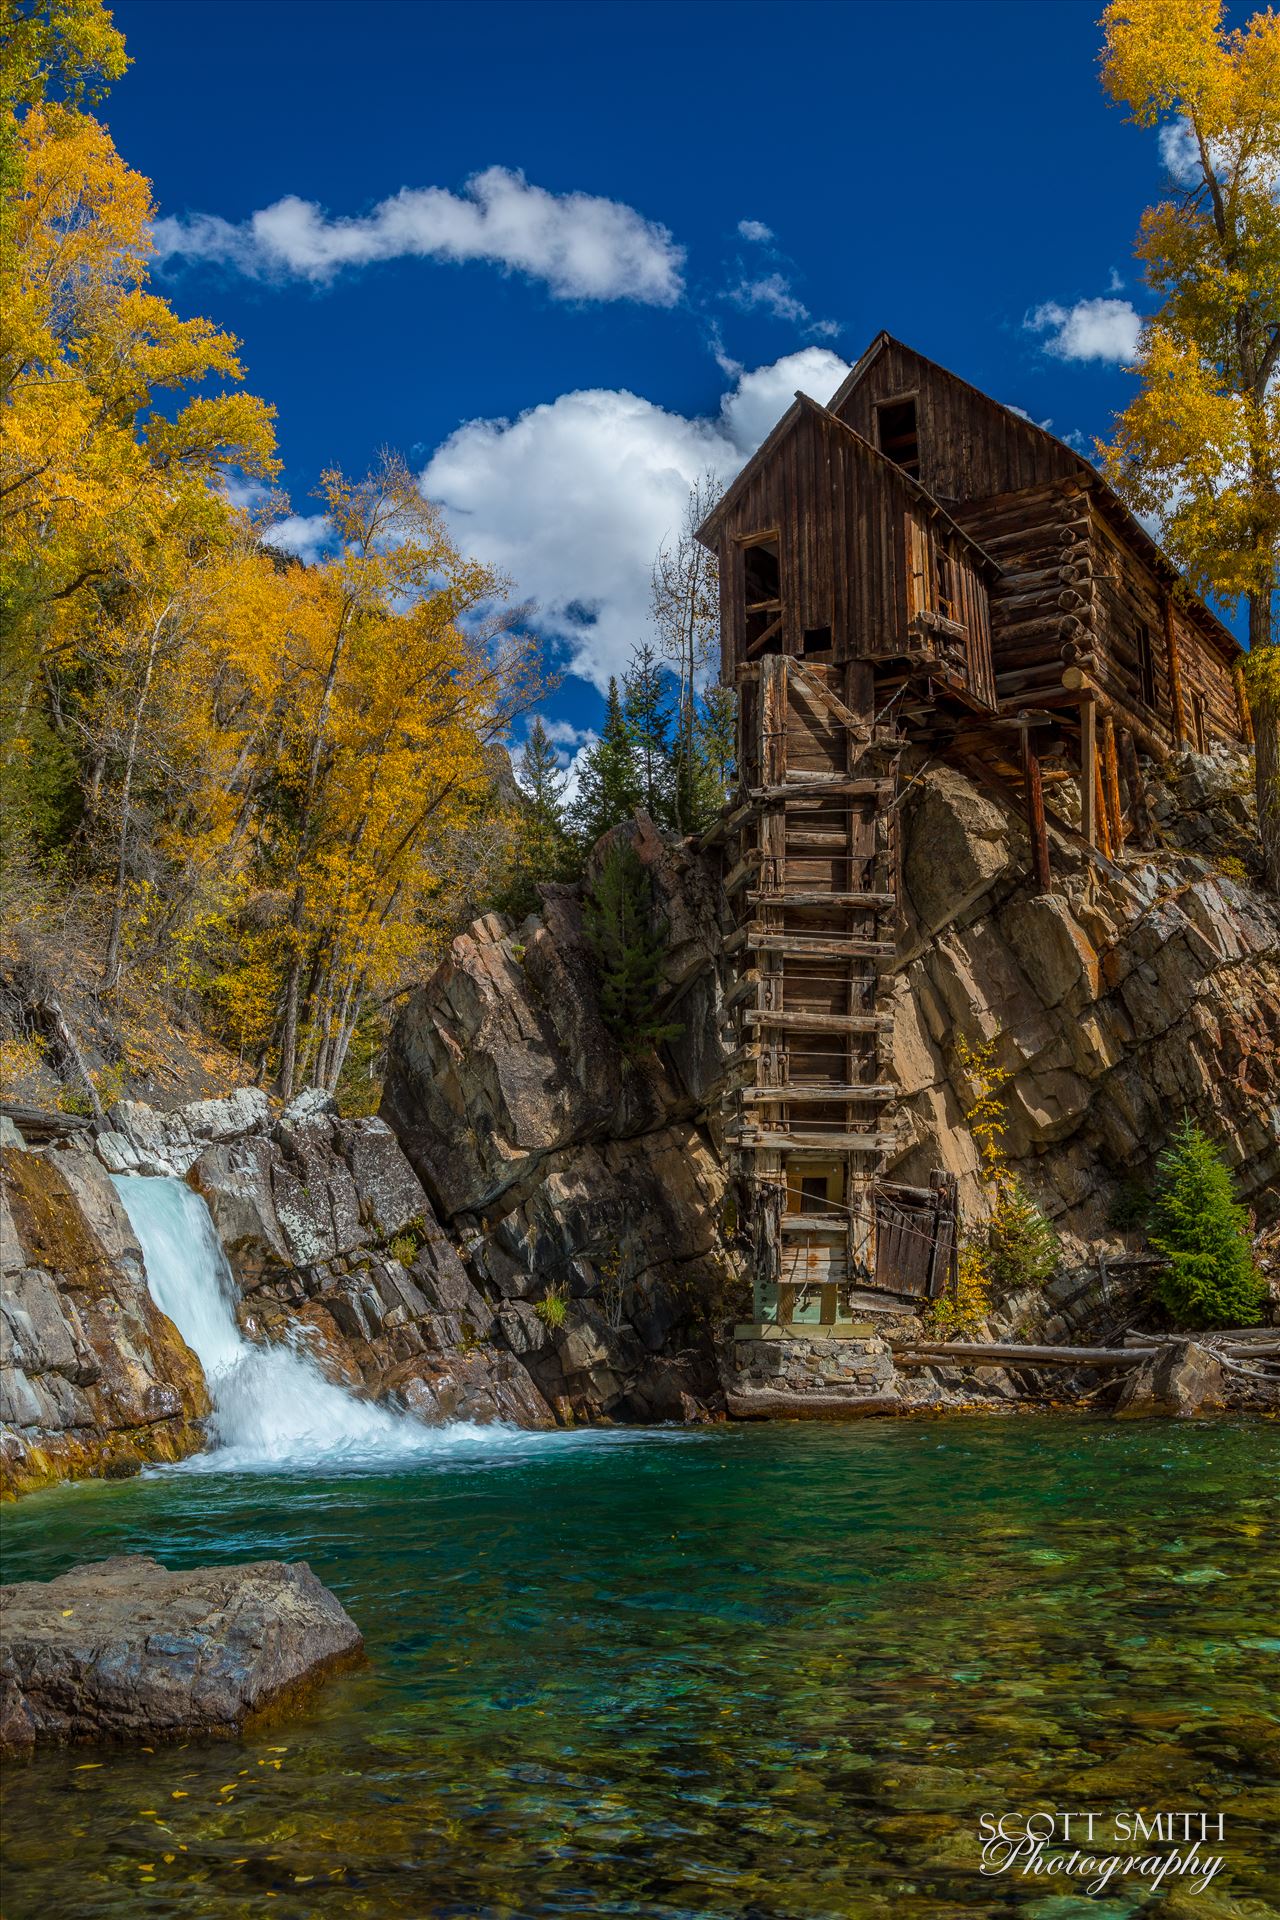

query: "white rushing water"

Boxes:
[112, 1174, 506, 1473]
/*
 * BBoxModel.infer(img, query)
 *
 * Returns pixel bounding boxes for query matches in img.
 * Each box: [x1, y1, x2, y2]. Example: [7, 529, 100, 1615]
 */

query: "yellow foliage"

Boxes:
[1, 20, 548, 1101]
[1098, 0, 1280, 633]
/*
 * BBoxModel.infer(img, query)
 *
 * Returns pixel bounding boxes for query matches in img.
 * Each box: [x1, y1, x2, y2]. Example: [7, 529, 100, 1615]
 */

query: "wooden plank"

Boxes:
[739, 1084, 896, 1103]
[738, 930, 896, 960]
[750, 778, 892, 802]
[742, 1009, 894, 1035]
[786, 661, 868, 734]
[781, 1214, 848, 1233]
[1102, 710, 1124, 850]
[735, 1129, 896, 1152]
[745, 889, 895, 909]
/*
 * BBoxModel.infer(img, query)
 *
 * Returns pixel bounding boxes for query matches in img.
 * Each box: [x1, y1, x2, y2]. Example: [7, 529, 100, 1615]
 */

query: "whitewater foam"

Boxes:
[112, 1174, 511, 1473]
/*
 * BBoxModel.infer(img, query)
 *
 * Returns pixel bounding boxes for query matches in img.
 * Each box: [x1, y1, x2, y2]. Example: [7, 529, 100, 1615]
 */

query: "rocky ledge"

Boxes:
[0, 1555, 362, 1753]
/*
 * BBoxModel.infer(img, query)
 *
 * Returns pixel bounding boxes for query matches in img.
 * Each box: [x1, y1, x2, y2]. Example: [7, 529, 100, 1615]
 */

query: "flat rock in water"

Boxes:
[0, 1554, 362, 1752]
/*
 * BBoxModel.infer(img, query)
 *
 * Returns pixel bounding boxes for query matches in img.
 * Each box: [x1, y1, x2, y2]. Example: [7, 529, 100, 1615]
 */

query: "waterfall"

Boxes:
[113, 1174, 491, 1472]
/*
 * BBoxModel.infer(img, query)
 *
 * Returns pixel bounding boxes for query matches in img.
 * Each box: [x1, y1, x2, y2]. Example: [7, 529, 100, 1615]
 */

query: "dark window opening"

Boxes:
[802, 624, 833, 657]
[800, 1174, 831, 1210]
[1135, 622, 1156, 707]
[875, 397, 920, 477]
[933, 543, 954, 620]
[742, 536, 782, 654]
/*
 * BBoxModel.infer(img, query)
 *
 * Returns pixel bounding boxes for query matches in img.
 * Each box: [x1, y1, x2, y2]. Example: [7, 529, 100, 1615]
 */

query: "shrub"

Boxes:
[987, 1178, 1060, 1293]
[535, 1282, 569, 1329]
[1148, 1116, 1265, 1328]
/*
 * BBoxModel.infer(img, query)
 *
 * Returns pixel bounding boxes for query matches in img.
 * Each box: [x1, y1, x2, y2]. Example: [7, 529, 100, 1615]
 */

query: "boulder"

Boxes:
[0, 1555, 362, 1751]
[1114, 1340, 1227, 1418]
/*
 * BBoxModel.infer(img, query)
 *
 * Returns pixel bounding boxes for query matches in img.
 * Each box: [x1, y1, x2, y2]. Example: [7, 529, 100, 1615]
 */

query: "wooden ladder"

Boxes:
[721, 656, 902, 1317]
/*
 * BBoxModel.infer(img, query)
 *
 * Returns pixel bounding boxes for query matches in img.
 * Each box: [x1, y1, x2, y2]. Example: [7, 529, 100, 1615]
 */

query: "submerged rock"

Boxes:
[0, 1554, 362, 1752]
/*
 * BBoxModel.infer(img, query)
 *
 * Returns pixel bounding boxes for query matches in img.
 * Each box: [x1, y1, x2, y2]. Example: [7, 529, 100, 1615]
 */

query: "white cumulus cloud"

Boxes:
[152, 166, 685, 305]
[422, 348, 850, 692]
[1026, 296, 1143, 364]
[737, 218, 773, 243]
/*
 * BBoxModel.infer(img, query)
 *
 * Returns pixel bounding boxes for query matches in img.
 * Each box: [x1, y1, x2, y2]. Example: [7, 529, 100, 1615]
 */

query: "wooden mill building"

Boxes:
[698, 332, 1251, 1326]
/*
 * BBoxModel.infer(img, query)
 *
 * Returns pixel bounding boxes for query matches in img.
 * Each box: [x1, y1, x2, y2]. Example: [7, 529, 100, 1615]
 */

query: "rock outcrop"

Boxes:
[0, 1555, 361, 1751]
[889, 753, 1280, 1265]
[0, 1147, 209, 1497]
[382, 818, 741, 1422]
[134, 1086, 555, 1429]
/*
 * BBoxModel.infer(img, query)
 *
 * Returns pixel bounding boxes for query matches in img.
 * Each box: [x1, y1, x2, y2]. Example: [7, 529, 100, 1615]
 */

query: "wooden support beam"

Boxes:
[1079, 696, 1098, 849]
[1021, 729, 1052, 894]
[743, 1010, 894, 1034]
[1233, 660, 1255, 746]
[786, 662, 868, 735]
[780, 1214, 850, 1233]
[1162, 592, 1188, 747]
[1101, 710, 1125, 850]
[1093, 753, 1114, 860]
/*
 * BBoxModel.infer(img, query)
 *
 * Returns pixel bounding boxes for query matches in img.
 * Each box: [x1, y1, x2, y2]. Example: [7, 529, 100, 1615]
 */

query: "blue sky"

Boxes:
[110, 0, 1224, 768]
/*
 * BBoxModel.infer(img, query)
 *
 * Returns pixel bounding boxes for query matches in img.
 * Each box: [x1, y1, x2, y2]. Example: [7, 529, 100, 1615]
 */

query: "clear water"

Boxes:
[2, 1418, 1277, 1919]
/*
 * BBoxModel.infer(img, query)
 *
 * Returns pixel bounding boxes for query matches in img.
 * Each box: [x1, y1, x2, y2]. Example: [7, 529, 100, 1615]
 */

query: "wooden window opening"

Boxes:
[874, 396, 920, 477]
[741, 533, 783, 656]
[933, 540, 954, 621]
[802, 625, 833, 657]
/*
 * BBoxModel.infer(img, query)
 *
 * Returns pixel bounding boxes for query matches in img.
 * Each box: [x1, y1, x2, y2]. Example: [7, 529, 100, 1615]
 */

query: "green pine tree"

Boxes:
[1148, 1116, 1265, 1328]
[572, 678, 642, 846]
[670, 686, 737, 836]
[622, 642, 674, 827]
[582, 840, 683, 1055]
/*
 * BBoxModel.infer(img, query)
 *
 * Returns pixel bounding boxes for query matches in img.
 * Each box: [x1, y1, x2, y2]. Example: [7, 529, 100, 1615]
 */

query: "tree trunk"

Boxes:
[103, 611, 167, 989]
[1249, 591, 1279, 894]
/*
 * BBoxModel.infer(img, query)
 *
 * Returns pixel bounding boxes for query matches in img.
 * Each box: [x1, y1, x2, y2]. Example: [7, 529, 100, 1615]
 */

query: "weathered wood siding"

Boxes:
[714, 403, 995, 708]
[830, 339, 1079, 504]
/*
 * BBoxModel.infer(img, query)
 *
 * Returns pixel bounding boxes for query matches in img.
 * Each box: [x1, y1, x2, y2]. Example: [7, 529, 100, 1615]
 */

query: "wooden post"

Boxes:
[1162, 593, 1188, 747]
[1102, 711, 1125, 850]
[1021, 728, 1052, 893]
[1080, 697, 1098, 848]
[1118, 727, 1153, 848]
[1093, 755, 1114, 860]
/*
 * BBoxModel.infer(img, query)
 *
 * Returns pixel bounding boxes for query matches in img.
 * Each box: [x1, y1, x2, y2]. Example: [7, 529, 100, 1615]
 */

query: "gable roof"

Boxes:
[695, 390, 1001, 577]
[830, 332, 1243, 661]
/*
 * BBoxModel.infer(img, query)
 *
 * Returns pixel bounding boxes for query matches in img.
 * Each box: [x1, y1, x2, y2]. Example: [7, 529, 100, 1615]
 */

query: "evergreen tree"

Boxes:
[670, 686, 737, 836]
[1148, 1116, 1265, 1327]
[519, 716, 568, 834]
[583, 841, 682, 1055]
[622, 642, 674, 827]
[571, 678, 642, 846]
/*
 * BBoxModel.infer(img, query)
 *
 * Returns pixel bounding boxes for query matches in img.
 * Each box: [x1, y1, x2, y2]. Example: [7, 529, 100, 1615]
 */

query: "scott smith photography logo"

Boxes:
[979, 1812, 1228, 1896]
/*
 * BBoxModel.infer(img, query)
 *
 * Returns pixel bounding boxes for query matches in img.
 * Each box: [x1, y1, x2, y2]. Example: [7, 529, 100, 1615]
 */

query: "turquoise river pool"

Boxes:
[1, 1416, 1278, 1920]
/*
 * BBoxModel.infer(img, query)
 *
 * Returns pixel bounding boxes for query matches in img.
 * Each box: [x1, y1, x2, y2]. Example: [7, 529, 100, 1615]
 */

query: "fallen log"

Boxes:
[890, 1340, 1158, 1369]
[0, 1101, 93, 1142]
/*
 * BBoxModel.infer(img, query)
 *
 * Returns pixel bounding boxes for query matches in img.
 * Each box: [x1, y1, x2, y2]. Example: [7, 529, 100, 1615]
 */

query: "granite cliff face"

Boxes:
[2, 751, 1275, 1494]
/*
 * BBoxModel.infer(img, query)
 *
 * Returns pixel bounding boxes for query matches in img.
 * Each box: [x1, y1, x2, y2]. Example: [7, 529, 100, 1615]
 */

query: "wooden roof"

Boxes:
[829, 332, 1243, 662]
[695, 391, 1001, 576]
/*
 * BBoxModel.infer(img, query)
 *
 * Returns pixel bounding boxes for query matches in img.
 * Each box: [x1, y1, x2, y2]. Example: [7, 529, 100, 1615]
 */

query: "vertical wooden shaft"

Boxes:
[1093, 756, 1114, 860]
[1022, 730, 1052, 893]
[1162, 593, 1188, 748]
[1234, 661, 1255, 746]
[1102, 711, 1125, 850]
[1080, 698, 1098, 848]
